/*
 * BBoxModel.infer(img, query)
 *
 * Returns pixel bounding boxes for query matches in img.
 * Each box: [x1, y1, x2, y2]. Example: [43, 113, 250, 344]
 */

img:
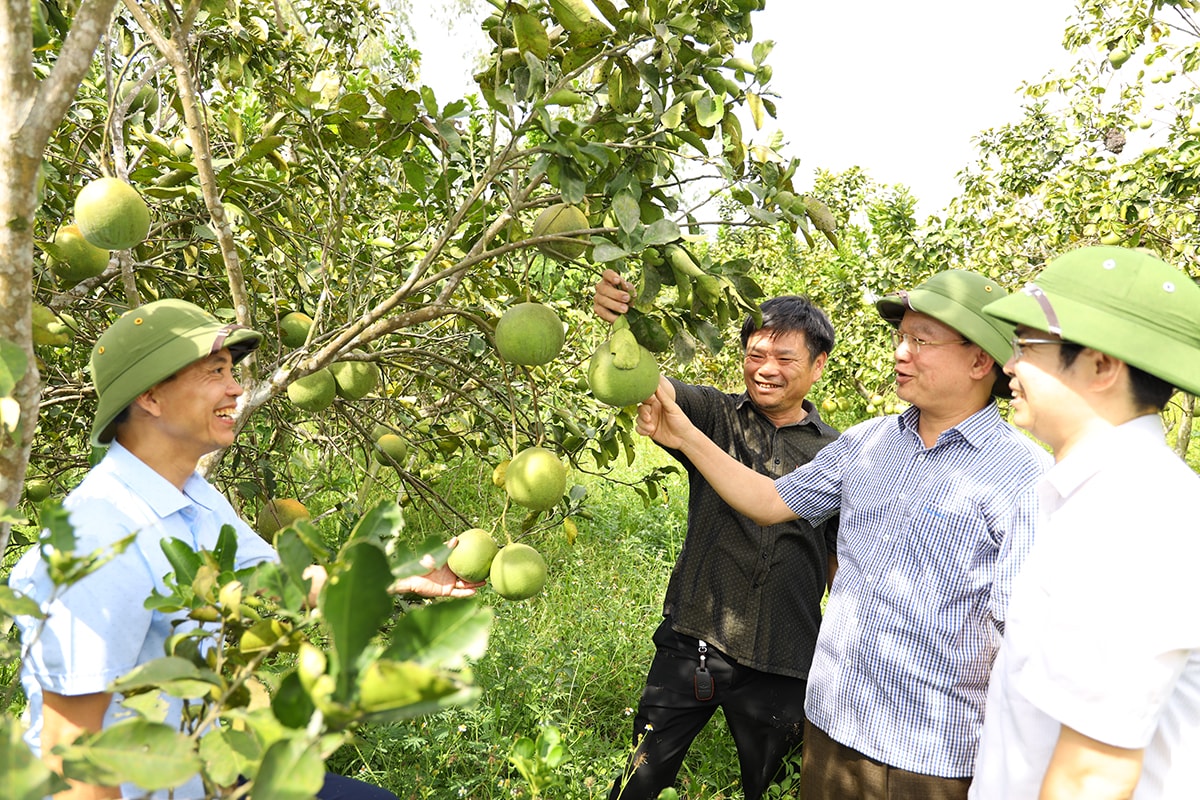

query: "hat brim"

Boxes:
[985, 290, 1200, 397]
[91, 326, 261, 445]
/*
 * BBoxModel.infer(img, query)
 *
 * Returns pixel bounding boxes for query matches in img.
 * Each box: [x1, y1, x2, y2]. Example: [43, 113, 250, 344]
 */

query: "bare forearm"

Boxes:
[42, 691, 120, 800]
[1039, 725, 1142, 800]
[675, 425, 796, 525]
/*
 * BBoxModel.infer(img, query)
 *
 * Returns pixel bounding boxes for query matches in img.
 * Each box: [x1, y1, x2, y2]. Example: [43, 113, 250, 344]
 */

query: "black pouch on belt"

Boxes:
[694, 639, 714, 701]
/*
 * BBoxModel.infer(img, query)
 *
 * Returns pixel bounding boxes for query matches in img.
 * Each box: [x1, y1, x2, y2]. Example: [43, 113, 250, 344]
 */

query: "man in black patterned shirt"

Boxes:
[595, 269, 839, 800]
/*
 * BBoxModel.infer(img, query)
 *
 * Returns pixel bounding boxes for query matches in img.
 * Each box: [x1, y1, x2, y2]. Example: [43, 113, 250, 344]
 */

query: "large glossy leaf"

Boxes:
[250, 738, 325, 800]
[0, 338, 27, 398]
[345, 500, 404, 548]
[382, 598, 492, 668]
[390, 533, 452, 580]
[356, 659, 464, 719]
[0, 585, 43, 619]
[320, 541, 393, 697]
[59, 720, 200, 790]
[0, 716, 69, 800]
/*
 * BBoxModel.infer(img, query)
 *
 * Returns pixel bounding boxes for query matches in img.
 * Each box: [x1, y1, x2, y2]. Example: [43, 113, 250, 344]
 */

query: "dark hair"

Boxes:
[740, 295, 835, 362]
[1058, 343, 1175, 411]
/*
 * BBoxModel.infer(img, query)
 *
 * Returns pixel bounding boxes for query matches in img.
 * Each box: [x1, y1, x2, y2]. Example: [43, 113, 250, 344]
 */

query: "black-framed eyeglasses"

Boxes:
[890, 330, 968, 353]
[1009, 336, 1064, 360]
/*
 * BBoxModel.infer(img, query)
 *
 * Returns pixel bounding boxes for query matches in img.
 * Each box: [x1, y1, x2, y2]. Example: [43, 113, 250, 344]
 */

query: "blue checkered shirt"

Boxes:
[774, 403, 1050, 777]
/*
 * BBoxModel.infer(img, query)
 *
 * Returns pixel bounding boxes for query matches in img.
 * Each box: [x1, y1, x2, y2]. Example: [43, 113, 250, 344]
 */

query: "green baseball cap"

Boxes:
[983, 246, 1200, 396]
[875, 269, 1015, 396]
[90, 299, 263, 445]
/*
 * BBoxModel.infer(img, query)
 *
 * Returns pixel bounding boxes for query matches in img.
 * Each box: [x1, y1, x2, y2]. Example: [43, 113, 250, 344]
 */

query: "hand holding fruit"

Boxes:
[635, 376, 695, 450]
[390, 536, 486, 598]
[593, 268, 634, 323]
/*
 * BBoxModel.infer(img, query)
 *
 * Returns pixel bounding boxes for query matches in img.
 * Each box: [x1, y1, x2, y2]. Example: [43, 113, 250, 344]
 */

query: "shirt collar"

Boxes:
[895, 401, 1002, 449]
[105, 441, 217, 517]
[735, 393, 826, 429]
[1042, 414, 1166, 503]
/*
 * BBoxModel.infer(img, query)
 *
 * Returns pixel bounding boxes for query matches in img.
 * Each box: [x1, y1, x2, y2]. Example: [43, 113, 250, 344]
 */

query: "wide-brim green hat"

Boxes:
[875, 269, 1015, 397]
[90, 299, 263, 445]
[983, 246, 1200, 396]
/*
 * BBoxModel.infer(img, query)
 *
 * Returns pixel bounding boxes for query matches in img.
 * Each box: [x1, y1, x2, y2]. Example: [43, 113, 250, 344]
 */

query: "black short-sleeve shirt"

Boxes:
[661, 378, 840, 679]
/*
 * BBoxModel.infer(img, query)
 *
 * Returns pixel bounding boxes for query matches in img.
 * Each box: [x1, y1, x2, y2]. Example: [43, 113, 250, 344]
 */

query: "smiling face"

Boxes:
[893, 311, 995, 418]
[136, 348, 245, 461]
[742, 329, 826, 426]
[1003, 326, 1082, 454]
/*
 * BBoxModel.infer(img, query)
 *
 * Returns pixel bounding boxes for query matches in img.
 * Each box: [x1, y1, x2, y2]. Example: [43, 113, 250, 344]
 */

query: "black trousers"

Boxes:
[610, 619, 808, 800]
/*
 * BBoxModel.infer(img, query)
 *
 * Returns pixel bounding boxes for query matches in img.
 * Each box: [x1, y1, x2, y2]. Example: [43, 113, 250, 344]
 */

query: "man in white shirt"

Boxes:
[971, 245, 1200, 799]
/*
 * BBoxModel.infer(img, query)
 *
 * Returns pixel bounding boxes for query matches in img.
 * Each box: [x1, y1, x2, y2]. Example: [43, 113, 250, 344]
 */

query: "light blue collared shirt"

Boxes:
[9, 442, 277, 799]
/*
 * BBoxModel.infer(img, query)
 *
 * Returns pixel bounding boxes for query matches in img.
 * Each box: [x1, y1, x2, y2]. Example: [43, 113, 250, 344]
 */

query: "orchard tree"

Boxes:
[1, 0, 843, 793]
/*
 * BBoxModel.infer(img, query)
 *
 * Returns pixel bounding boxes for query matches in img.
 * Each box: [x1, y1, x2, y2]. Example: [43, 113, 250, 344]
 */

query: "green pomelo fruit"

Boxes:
[31, 303, 72, 347]
[531, 203, 589, 261]
[373, 433, 409, 467]
[47, 224, 109, 285]
[118, 81, 159, 116]
[504, 446, 567, 511]
[587, 339, 661, 407]
[280, 312, 313, 348]
[447, 528, 499, 582]
[74, 177, 151, 251]
[371, 424, 393, 441]
[330, 360, 380, 400]
[286, 368, 336, 412]
[24, 479, 52, 503]
[494, 302, 565, 365]
[489, 543, 547, 601]
[256, 498, 310, 540]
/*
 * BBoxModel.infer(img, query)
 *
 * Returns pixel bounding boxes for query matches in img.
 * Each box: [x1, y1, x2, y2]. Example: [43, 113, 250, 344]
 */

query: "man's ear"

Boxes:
[969, 347, 996, 382]
[1083, 348, 1124, 393]
[811, 351, 828, 382]
[131, 387, 162, 419]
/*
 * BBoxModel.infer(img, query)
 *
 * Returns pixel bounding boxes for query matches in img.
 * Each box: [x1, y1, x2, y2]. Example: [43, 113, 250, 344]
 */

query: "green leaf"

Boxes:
[160, 538, 202, 586]
[346, 500, 404, 548]
[0, 715, 69, 800]
[356, 659, 460, 716]
[198, 726, 261, 786]
[251, 738, 325, 800]
[0, 585, 43, 619]
[382, 597, 492, 667]
[642, 219, 680, 247]
[109, 656, 220, 699]
[390, 533, 451, 581]
[591, 241, 630, 262]
[612, 191, 640, 234]
[321, 541, 393, 697]
[694, 90, 724, 127]
[212, 524, 239, 574]
[270, 671, 316, 729]
[59, 720, 200, 790]
[241, 135, 287, 164]
[0, 338, 27, 398]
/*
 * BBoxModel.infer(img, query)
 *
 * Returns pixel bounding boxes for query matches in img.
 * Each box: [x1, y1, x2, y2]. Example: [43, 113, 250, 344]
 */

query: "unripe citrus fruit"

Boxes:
[494, 302, 565, 365]
[74, 177, 151, 250]
[531, 203, 589, 261]
[24, 479, 52, 503]
[279, 312, 313, 348]
[373, 433, 409, 467]
[447, 528, 499, 582]
[504, 446, 567, 511]
[489, 542, 547, 600]
[256, 498, 310, 540]
[47, 224, 109, 285]
[330, 360, 380, 400]
[586, 339, 660, 407]
[286, 368, 336, 412]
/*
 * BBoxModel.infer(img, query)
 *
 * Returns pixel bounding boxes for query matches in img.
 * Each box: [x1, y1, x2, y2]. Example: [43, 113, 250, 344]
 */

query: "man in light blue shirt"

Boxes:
[634, 271, 1050, 799]
[10, 300, 478, 800]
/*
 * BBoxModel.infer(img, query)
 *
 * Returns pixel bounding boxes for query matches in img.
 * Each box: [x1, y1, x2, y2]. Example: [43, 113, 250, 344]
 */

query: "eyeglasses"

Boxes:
[890, 330, 968, 353]
[1009, 336, 1064, 360]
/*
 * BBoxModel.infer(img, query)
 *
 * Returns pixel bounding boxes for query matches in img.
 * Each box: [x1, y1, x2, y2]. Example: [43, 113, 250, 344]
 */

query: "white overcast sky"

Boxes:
[409, 1, 1083, 217]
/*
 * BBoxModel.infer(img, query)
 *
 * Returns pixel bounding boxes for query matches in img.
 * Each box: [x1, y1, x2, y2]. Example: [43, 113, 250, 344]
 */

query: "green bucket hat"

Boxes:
[875, 270, 1015, 396]
[90, 299, 263, 445]
[983, 246, 1200, 396]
